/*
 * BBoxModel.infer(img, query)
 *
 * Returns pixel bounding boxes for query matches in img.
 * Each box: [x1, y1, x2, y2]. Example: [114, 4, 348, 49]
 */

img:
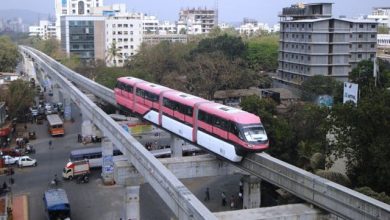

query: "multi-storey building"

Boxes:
[143, 15, 159, 34]
[142, 34, 187, 46]
[277, 3, 377, 85]
[55, 0, 104, 39]
[158, 21, 177, 34]
[177, 8, 216, 35]
[367, 7, 390, 28]
[60, 15, 106, 63]
[29, 20, 57, 39]
[105, 12, 143, 67]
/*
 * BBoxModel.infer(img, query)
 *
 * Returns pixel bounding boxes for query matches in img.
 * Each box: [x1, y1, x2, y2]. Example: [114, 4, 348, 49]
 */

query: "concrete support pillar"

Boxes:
[81, 117, 93, 139]
[101, 137, 115, 185]
[52, 84, 60, 103]
[170, 135, 183, 158]
[125, 186, 140, 220]
[242, 175, 261, 209]
[61, 90, 72, 121]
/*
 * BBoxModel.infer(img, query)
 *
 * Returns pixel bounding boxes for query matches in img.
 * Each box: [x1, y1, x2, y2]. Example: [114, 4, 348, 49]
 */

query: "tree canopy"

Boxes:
[0, 36, 20, 72]
[1, 79, 35, 119]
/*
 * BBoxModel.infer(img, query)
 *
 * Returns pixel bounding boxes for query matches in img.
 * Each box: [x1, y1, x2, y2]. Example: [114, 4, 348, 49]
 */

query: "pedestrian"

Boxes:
[2, 181, 7, 190]
[239, 180, 243, 193]
[204, 187, 210, 201]
[221, 192, 226, 206]
[49, 140, 52, 149]
[77, 134, 82, 143]
[230, 195, 235, 209]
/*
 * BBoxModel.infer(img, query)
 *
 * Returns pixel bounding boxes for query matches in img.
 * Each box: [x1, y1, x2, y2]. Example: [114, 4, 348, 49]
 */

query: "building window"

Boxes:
[130, 45, 134, 49]
[359, 34, 363, 38]
[112, 24, 116, 28]
[358, 54, 362, 58]
[112, 31, 116, 35]
[350, 23, 353, 28]
[308, 34, 311, 39]
[370, 54, 375, 59]
[118, 24, 122, 27]
[286, 44, 289, 48]
[358, 44, 362, 48]
[308, 24, 312, 28]
[359, 24, 364, 28]
[371, 24, 376, 28]
[371, 34, 376, 38]
[124, 24, 128, 28]
[371, 44, 375, 48]
[130, 24, 133, 28]
[349, 44, 352, 49]
[124, 45, 128, 49]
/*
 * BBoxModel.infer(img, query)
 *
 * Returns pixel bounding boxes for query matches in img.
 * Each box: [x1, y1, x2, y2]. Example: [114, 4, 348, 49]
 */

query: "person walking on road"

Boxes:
[221, 192, 226, 206]
[230, 195, 235, 209]
[204, 187, 210, 201]
[48, 140, 52, 149]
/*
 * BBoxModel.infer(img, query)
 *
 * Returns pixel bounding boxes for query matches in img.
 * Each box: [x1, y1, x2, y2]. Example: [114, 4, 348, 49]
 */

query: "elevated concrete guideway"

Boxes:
[20, 46, 216, 220]
[21, 46, 390, 220]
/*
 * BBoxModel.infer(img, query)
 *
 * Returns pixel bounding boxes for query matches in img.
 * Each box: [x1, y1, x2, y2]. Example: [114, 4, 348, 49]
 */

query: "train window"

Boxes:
[136, 88, 145, 97]
[125, 84, 133, 93]
[198, 110, 211, 123]
[163, 98, 171, 109]
[145, 91, 159, 102]
[213, 116, 228, 130]
[178, 104, 193, 116]
[230, 123, 240, 136]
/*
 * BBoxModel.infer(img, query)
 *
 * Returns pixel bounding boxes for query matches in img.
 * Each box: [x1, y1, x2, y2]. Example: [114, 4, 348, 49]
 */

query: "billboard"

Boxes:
[343, 82, 358, 104]
[316, 95, 334, 108]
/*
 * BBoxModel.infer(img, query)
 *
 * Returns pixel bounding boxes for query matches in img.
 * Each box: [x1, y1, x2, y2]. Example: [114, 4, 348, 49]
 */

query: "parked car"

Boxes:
[30, 106, 38, 117]
[2, 155, 20, 165]
[17, 156, 37, 167]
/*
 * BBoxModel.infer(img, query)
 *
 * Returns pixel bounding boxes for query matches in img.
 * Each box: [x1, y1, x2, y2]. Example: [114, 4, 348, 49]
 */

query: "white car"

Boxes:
[2, 155, 20, 165]
[17, 156, 37, 167]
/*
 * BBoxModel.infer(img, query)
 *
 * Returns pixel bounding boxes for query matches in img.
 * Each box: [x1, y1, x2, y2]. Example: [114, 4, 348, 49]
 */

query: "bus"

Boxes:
[69, 145, 204, 168]
[47, 114, 64, 136]
[69, 147, 124, 168]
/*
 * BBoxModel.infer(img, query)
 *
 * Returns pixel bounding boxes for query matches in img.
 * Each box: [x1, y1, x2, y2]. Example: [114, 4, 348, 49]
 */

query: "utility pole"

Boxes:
[373, 56, 379, 87]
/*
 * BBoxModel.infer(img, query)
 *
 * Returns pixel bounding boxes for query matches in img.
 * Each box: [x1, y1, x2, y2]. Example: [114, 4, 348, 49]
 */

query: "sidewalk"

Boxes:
[12, 194, 28, 220]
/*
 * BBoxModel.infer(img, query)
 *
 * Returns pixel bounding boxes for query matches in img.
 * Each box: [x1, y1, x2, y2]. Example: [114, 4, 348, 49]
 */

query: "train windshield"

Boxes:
[240, 124, 268, 143]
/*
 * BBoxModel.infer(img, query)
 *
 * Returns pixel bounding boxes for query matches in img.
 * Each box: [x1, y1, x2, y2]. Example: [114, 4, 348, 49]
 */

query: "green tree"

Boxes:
[0, 36, 20, 72]
[329, 90, 390, 194]
[106, 41, 122, 66]
[300, 75, 343, 103]
[192, 34, 246, 59]
[349, 60, 376, 95]
[355, 187, 390, 204]
[3, 80, 35, 119]
[184, 52, 257, 99]
[245, 35, 279, 72]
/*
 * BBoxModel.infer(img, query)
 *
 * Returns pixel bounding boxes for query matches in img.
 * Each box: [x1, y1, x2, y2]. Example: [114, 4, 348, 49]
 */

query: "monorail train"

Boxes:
[114, 77, 268, 162]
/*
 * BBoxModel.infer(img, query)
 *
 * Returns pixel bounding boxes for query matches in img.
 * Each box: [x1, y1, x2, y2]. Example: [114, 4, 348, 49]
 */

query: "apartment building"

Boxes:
[55, 0, 104, 39]
[177, 8, 216, 35]
[277, 3, 377, 85]
[143, 34, 187, 46]
[29, 20, 57, 39]
[60, 15, 106, 63]
[105, 13, 143, 67]
[367, 7, 390, 28]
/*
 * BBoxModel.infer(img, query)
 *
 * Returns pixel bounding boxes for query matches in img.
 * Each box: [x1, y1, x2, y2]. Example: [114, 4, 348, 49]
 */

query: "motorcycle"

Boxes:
[76, 174, 89, 184]
[25, 145, 36, 154]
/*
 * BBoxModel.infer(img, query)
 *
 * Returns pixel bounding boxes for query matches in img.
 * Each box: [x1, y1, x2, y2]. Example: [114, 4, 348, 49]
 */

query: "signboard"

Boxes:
[316, 95, 333, 108]
[343, 82, 358, 104]
[119, 121, 152, 135]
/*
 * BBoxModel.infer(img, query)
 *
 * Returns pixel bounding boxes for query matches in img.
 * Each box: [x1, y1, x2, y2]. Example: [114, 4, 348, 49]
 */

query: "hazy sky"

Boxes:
[0, 0, 389, 24]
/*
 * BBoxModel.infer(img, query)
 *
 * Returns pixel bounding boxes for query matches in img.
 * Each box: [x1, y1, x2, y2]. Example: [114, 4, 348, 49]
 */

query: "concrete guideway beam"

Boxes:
[239, 153, 390, 220]
[114, 155, 240, 184]
[21, 46, 217, 220]
[214, 203, 327, 219]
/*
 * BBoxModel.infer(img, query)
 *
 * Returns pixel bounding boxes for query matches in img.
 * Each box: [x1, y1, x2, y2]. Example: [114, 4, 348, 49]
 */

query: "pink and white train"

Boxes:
[114, 77, 269, 162]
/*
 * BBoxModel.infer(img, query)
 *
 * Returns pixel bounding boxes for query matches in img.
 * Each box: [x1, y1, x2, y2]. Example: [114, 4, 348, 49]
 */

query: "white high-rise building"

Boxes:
[105, 12, 143, 67]
[29, 20, 57, 39]
[367, 7, 390, 28]
[55, 0, 104, 40]
[177, 7, 216, 35]
[143, 15, 159, 34]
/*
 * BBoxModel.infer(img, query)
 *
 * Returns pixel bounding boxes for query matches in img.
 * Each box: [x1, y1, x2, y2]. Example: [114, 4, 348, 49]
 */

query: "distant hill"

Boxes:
[0, 9, 52, 25]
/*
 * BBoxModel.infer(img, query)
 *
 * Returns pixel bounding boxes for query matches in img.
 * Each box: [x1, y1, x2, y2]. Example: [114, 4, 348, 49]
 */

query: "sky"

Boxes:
[0, 0, 389, 25]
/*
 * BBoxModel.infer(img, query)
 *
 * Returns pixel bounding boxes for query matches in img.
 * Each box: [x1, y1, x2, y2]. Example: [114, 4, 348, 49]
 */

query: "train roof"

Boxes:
[164, 91, 209, 107]
[118, 76, 145, 85]
[137, 82, 172, 94]
[199, 102, 261, 124]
